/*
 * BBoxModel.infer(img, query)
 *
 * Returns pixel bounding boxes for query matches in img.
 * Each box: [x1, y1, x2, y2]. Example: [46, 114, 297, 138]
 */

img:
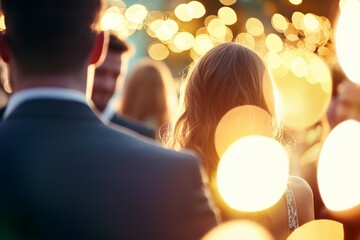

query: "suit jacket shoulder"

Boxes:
[110, 113, 156, 139]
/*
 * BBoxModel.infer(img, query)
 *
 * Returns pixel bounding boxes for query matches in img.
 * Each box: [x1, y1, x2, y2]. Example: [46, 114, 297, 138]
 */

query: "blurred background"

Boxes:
[98, 0, 341, 75]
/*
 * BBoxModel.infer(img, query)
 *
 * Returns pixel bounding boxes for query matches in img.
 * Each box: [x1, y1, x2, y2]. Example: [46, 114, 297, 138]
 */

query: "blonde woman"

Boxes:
[163, 43, 314, 240]
[118, 58, 178, 139]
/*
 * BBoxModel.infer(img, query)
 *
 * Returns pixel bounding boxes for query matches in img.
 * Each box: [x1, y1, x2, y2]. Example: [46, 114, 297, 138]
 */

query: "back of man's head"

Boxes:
[2, 0, 103, 76]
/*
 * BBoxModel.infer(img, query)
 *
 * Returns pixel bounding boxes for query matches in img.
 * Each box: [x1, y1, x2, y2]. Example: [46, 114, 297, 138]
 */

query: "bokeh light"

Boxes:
[218, 7, 237, 25]
[193, 34, 214, 56]
[270, 49, 332, 130]
[175, 3, 194, 22]
[189, 1, 206, 19]
[288, 220, 343, 240]
[0, 15, 6, 30]
[246, 18, 265, 37]
[292, 12, 305, 30]
[303, 13, 320, 31]
[125, 4, 148, 25]
[265, 51, 282, 70]
[214, 105, 273, 158]
[207, 18, 227, 40]
[271, 13, 289, 33]
[235, 32, 256, 49]
[173, 32, 195, 51]
[289, 0, 302, 5]
[339, 0, 358, 11]
[265, 34, 283, 53]
[202, 220, 274, 240]
[335, 0, 360, 84]
[219, 0, 237, 6]
[155, 19, 178, 41]
[284, 23, 299, 41]
[148, 43, 169, 60]
[217, 136, 289, 212]
[318, 120, 360, 211]
[101, 6, 125, 31]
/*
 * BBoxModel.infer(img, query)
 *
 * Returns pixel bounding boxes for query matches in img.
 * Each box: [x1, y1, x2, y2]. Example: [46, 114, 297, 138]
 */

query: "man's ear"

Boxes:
[0, 31, 10, 63]
[90, 31, 108, 66]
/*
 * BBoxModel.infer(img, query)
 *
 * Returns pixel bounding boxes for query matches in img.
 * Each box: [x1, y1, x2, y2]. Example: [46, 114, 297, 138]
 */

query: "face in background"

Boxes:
[92, 50, 122, 112]
[334, 80, 360, 126]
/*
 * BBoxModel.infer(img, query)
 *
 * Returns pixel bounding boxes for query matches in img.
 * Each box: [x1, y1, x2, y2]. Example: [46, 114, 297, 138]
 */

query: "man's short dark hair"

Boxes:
[2, 0, 103, 76]
[108, 32, 130, 54]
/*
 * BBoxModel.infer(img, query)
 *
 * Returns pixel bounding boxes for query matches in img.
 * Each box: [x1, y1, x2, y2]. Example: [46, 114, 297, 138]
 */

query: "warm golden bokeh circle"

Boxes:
[214, 105, 273, 158]
[270, 49, 332, 130]
[217, 136, 289, 212]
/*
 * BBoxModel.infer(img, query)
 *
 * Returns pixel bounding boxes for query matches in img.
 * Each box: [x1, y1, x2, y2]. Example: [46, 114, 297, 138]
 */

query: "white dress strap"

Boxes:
[285, 184, 299, 232]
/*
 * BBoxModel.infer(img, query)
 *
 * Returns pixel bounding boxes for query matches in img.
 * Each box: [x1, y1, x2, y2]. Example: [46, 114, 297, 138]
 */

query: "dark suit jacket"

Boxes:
[0, 99, 219, 240]
[110, 114, 156, 139]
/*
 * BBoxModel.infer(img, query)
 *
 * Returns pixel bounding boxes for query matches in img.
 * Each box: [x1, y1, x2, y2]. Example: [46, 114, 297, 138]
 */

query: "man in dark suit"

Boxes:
[0, 0, 219, 239]
[91, 33, 155, 139]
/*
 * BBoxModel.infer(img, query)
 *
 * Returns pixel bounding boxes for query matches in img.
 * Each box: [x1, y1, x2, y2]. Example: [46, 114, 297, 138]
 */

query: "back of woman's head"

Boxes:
[164, 42, 275, 177]
[120, 58, 178, 130]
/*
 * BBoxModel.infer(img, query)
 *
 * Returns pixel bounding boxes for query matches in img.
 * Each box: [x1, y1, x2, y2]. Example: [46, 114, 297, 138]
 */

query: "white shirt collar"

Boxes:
[3, 87, 87, 120]
[102, 103, 116, 120]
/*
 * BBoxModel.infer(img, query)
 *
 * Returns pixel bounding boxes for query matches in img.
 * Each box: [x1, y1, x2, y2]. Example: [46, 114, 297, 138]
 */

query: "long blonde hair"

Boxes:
[164, 43, 281, 179]
[119, 58, 178, 136]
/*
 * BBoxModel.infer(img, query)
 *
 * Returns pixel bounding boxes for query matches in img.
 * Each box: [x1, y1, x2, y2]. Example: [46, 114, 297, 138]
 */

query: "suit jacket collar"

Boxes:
[3, 99, 103, 125]
[3, 87, 87, 120]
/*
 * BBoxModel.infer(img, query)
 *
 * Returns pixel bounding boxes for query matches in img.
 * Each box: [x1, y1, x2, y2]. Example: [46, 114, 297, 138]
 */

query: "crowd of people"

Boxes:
[0, 0, 359, 239]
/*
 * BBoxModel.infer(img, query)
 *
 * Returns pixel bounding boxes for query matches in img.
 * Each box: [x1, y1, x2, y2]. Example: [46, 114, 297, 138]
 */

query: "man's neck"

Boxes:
[12, 72, 87, 94]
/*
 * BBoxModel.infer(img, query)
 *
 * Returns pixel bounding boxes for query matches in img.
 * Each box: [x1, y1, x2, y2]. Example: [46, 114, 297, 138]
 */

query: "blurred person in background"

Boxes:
[163, 42, 314, 240]
[0, 57, 9, 110]
[332, 78, 360, 126]
[118, 57, 178, 140]
[324, 66, 360, 240]
[91, 32, 155, 139]
[327, 65, 352, 128]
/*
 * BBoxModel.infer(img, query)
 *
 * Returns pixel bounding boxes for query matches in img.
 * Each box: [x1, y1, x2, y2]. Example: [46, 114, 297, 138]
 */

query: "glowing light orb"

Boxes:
[217, 136, 289, 212]
[175, 3, 194, 22]
[335, 1, 360, 84]
[155, 19, 178, 41]
[148, 43, 169, 60]
[219, 0, 237, 6]
[214, 105, 273, 158]
[173, 32, 194, 51]
[235, 32, 255, 49]
[246, 18, 264, 37]
[284, 23, 299, 41]
[207, 18, 227, 39]
[0, 15, 5, 30]
[292, 12, 305, 30]
[339, 0, 358, 11]
[265, 51, 282, 70]
[265, 34, 283, 53]
[288, 220, 343, 240]
[291, 56, 308, 78]
[304, 13, 319, 31]
[318, 120, 360, 211]
[125, 4, 148, 24]
[193, 34, 214, 56]
[270, 49, 332, 130]
[218, 7, 237, 25]
[271, 13, 289, 33]
[189, 1, 206, 19]
[101, 7, 125, 31]
[289, 0, 302, 5]
[202, 220, 274, 240]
